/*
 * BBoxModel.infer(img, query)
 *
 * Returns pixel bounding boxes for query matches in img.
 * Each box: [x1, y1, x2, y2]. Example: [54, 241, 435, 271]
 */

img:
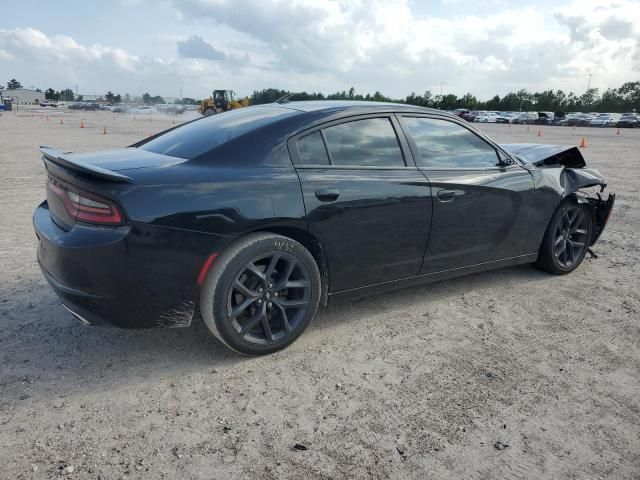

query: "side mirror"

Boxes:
[497, 153, 514, 167]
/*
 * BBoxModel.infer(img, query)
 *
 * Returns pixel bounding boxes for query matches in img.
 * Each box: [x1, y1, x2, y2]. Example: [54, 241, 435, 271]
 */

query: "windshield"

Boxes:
[138, 106, 298, 159]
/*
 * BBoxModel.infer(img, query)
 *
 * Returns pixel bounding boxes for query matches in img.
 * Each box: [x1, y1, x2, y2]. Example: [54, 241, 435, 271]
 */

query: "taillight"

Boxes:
[47, 176, 124, 225]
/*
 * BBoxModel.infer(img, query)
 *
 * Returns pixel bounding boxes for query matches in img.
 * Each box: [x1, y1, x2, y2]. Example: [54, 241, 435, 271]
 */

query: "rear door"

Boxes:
[398, 115, 536, 274]
[289, 115, 432, 293]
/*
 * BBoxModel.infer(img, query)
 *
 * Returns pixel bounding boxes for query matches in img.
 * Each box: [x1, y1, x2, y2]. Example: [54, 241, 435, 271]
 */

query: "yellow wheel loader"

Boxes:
[198, 90, 249, 115]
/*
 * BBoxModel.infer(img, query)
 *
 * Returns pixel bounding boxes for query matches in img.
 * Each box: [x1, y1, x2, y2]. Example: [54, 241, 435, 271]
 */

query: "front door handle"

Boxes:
[315, 189, 340, 202]
[437, 189, 457, 202]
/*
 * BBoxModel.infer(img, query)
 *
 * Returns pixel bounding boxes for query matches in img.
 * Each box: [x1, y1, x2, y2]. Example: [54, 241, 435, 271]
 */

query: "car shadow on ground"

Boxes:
[311, 262, 550, 331]
[1, 263, 552, 402]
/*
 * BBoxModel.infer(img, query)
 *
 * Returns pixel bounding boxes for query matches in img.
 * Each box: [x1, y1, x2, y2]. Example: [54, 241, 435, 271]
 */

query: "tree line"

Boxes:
[6, 77, 640, 112]
[250, 82, 640, 113]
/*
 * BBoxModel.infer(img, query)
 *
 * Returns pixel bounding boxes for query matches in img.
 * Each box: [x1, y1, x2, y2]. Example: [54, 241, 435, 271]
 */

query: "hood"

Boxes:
[500, 143, 586, 168]
[56, 148, 186, 172]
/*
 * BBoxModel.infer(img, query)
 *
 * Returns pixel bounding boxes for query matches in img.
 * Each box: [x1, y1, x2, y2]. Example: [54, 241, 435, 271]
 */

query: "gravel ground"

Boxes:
[0, 109, 638, 479]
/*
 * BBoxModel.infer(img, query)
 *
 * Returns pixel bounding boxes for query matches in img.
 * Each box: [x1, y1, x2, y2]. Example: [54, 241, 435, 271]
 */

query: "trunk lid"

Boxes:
[41, 147, 186, 177]
[42, 147, 183, 230]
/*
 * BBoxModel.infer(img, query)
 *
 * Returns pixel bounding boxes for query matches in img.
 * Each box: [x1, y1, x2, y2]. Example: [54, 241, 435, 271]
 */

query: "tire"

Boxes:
[200, 233, 321, 355]
[204, 108, 216, 116]
[536, 199, 593, 275]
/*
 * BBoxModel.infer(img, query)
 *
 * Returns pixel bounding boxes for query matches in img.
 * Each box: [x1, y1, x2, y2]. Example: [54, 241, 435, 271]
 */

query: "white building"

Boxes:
[0, 88, 44, 105]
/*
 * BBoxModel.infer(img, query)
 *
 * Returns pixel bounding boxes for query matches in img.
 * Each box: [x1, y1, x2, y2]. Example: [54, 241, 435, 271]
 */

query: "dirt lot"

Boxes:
[0, 108, 638, 479]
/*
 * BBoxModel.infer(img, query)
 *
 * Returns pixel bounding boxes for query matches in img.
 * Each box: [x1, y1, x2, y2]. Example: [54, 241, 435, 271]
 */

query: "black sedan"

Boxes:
[34, 102, 615, 355]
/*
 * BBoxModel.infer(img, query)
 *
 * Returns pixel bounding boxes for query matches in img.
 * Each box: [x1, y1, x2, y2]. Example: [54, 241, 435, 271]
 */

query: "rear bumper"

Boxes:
[34, 201, 226, 328]
[39, 265, 109, 326]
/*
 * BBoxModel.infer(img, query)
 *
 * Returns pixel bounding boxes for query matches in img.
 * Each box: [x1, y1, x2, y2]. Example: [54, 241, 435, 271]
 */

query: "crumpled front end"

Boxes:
[501, 143, 615, 247]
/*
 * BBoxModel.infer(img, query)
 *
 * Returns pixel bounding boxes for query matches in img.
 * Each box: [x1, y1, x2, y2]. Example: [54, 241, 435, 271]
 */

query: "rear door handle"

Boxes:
[436, 189, 457, 202]
[315, 189, 340, 202]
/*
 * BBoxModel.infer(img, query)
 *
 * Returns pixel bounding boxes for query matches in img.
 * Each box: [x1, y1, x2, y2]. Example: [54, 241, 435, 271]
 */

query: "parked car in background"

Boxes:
[475, 112, 499, 123]
[548, 112, 567, 126]
[33, 101, 615, 355]
[589, 113, 617, 127]
[534, 112, 554, 125]
[40, 100, 58, 107]
[616, 113, 638, 128]
[68, 101, 100, 111]
[130, 106, 155, 115]
[566, 114, 594, 127]
[513, 112, 538, 124]
[453, 108, 469, 118]
[462, 110, 484, 122]
[496, 113, 510, 123]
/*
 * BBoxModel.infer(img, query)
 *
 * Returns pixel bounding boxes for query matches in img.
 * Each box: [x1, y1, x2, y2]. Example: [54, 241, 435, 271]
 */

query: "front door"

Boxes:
[398, 115, 536, 273]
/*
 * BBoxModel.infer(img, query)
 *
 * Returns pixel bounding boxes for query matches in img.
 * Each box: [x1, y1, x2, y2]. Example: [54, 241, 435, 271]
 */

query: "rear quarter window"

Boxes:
[322, 118, 405, 167]
[137, 106, 298, 160]
[297, 131, 330, 165]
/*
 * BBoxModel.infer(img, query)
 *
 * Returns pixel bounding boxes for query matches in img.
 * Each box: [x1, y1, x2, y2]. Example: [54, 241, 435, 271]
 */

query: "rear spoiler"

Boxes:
[40, 146, 132, 183]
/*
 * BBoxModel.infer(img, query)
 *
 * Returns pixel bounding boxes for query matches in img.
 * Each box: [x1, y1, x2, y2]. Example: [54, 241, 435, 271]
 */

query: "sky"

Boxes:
[1, 0, 638, 100]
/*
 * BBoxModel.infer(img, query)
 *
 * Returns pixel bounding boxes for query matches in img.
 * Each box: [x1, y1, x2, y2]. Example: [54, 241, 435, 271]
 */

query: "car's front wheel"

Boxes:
[200, 233, 321, 355]
[536, 199, 593, 275]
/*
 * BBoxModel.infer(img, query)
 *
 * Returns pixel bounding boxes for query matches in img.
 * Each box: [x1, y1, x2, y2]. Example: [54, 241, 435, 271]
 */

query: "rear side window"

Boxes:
[138, 106, 297, 159]
[297, 131, 330, 165]
[403, 117, 498, 168]
[323, 118, 405, 167]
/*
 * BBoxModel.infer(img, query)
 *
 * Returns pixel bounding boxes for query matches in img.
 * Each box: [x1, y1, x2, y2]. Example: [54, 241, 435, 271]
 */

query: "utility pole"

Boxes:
[587, 73, 592, 91]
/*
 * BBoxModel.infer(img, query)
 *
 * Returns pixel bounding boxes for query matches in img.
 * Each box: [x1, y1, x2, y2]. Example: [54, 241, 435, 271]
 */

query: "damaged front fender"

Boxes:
[501, 143, 615, 246]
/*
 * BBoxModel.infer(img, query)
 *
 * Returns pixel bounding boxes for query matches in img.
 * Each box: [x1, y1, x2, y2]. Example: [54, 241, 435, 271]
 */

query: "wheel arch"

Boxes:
[246, 226, 330, 306]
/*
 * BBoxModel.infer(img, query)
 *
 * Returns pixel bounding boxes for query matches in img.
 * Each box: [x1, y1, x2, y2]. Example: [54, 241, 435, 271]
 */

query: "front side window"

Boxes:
[403, 117, 499, 169]
[322, 118, 405, 167]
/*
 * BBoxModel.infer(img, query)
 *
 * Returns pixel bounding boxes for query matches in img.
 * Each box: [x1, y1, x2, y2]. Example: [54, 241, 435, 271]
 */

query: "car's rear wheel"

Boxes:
[200, 233, 321, 355]
[204, 108, 216, 116]
[536, 199, 593, 275]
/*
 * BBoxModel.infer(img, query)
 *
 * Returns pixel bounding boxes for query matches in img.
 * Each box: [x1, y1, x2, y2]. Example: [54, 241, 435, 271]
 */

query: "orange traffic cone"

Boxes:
[80, 120, 85, 128]
[46, 116, 49, 121]
[133, 115, 137, 121]
[537, 130, 542, 137]
[616, 128, 620, 135]
[59, 117, 64, 124]
[172, 119, 176, 125]
[579, 137, 587, 148]
[103, 126, 107, 134]
[150, 117, 153, 123]
[527, 125, 530, 132]
[572, 125, 576, 130]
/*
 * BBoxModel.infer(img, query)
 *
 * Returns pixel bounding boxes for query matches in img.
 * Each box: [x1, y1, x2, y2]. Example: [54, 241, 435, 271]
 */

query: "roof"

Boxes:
[270, 100, 448, 116]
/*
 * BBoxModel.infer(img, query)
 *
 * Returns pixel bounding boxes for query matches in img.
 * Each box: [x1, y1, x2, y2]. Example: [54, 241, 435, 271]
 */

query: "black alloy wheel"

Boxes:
[200, 233, 321, 355]
[228, 252, 312, 345]
[536, 200, 593, 275]
[553, 205, 589, 269]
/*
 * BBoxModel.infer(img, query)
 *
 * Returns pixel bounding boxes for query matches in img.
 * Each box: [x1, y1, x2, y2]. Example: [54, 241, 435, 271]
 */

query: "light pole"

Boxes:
[587, 73, 592, 91]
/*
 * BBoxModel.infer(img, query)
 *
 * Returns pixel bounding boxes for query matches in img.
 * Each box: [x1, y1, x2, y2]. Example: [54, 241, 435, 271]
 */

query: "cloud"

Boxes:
[177, 35, 226, 61]
[1, 1, 639, 99]
[167, 0, 640, 96]
[598, 17, 634, 41]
